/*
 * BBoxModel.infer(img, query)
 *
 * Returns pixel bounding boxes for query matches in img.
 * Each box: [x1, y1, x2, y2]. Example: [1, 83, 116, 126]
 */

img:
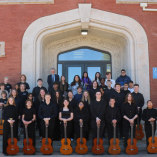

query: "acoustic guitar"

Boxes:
[126, 123, 138, 155]
[40, 123, 53, 155]
[60, 122, 73, 155]
[0, 107, 4, 134]
[23, 124, 35, 155]
[75, 121, 88, 154]
[135, 116, 144, 140]
[92, 123, 104, 155]
[147, 121, 157, 153]
[6, 118, 19, 155]
[108, 123, 121, 155]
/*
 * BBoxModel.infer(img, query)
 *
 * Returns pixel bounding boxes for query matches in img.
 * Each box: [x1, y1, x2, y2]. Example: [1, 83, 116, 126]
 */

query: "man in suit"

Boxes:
[47, 68, 59, 92]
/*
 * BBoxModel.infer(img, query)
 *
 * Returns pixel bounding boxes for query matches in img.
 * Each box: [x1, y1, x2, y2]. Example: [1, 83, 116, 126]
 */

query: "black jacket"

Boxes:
[47, 74, 59, 91]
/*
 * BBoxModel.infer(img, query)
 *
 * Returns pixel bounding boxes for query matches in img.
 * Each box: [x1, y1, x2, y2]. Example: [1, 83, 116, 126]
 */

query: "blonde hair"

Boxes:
[81, 90, 91, 105]
[5, 97, 16, 107]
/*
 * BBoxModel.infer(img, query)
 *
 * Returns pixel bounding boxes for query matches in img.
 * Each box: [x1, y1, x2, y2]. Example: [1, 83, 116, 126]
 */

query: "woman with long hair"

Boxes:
[81, 72, 91, 90]
[93, 72, 101, 86]
[17, 74, 30, 91]
[89, 80, 99, 101]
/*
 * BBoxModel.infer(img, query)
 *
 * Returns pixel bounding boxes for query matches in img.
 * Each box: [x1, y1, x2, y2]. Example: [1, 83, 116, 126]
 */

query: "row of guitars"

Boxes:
[4, 119, 157, 155]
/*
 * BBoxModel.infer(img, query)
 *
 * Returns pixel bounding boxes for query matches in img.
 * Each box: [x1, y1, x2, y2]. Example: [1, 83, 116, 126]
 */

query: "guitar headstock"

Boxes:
[25, 124, 28, 128]
[64, 122, 67, 127]
[130, 123, 134, 128]
[113, 123, 116, 127]
[97, 123, 100, 128]
[80, 121, 83, 127]
[150, 121, 154, 126]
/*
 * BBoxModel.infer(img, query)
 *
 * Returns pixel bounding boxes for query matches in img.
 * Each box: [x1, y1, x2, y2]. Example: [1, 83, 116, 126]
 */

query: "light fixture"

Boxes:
[81, 30, 88, 35]
[140, 3, 157, 11]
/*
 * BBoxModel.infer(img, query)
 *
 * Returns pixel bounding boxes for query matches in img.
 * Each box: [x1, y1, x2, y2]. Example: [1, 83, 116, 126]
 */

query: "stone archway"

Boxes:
[22, 3, 150, 103]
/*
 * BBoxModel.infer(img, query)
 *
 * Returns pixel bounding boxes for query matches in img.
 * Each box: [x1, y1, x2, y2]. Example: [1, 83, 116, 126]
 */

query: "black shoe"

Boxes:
[4, 153, 8, 156]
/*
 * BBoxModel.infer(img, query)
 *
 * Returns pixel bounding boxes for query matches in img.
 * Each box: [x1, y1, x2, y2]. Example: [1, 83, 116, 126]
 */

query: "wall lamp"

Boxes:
[140, 3, 157, 11]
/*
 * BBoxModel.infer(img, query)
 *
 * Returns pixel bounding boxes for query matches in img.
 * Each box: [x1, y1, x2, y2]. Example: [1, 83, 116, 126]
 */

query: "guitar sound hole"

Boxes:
[112, 149, 118, 151]
[63, 149, 69, 151]
[26, 149, 32, 151]
[151, 147, 156, 149]
[10, 149, 16, 151]
[129, 149, 135, 151]
[44, 148, 50, 150]
[96, 148, 101, 150]
[79, 148, 85, 150]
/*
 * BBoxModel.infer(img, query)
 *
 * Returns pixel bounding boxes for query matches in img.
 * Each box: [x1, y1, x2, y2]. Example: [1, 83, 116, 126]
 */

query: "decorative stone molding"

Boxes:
[0, 42, 5, 57]
[0, 0, 54, 5]
[116, 0, 157, 3]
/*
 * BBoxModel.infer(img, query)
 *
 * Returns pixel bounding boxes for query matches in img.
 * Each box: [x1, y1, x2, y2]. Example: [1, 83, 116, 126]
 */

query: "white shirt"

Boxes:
[105, 79, 115, 88]
[128, 88, 134, 93]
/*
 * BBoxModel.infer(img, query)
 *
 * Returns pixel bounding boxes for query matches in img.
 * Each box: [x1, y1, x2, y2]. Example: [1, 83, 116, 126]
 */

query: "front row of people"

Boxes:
[2, 91, 157, 155]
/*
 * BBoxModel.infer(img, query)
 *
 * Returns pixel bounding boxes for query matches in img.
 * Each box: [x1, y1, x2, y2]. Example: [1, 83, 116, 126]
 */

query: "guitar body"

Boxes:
[40, 138, 53, 155]
[126, 138, 138, 155]
[60, 138, 73, 155]
[92, 138, 104, 154]
[108, 138, 121, 155]
[75, 138, 88, 154]
[135, 124, 144, 140]
[23, 138, 35, 155]
[147, 136, 157, 153]
[6, 138, 19, 155]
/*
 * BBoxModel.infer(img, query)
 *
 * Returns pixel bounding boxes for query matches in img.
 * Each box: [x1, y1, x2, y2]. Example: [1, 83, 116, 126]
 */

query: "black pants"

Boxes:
[23, 123, 36, 147]
[3, 121, 16, 154]
[107, 123, 119, 145]
[70, 120, 74, 139]
[91, 120, 105, 141]
[53, 117, 60, 140]
[41, 120, 55, 142]
[123, 121, 135, 148]
[15, 119, 19, 138]
[60, 121, 72, 139]
[36, 114, 42, 137]
[119, 118, 124, 138]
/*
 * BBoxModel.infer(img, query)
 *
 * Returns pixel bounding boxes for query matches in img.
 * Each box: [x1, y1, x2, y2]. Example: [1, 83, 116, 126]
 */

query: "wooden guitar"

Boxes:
[60, 122, 73, 155]
[108, 123, 121, 155]
[92, 123, 104, 155]
[6, 118, 19, 155]
[126, 123, 138, 155]
[75, 121, 88, 154]
[0, 107, 4, 135]
[147, 121, 157, 153]
[23, 124, 35, 155]
[135, 116, 144, 140]
[40, 123, 53, 155]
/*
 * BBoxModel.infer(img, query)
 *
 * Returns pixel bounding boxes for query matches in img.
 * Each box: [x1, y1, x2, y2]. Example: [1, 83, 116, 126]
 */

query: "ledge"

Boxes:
[0, 0, 54, 4]
[0, 42, 5, 57]
[116, 0, 157, 3]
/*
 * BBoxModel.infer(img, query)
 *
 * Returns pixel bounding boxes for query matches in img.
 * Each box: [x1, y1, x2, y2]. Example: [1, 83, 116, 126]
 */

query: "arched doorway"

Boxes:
[57, 47, 112, 83]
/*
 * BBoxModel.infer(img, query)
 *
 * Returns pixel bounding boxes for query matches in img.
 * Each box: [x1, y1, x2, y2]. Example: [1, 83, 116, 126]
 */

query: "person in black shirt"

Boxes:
[99, 78, 107, 91]
[111, 83, 125, 140]
[90, 91, 107, 140]
[122, 82, 130, 97]
[142, 100, 157, 149]
[132, 84, 144, 124]
[106, 97, 121, 146]
[2, 97, 18, 156]
[22, 99, 36, 148]
[50, 82, 60, 99]
[38, 93, 57, 143]
[15, 84, 20, 96]
[17, 74, 30, 91]
[0, 91, 8, 108]
[100, 87, 106, 102]
[121, 93, 138, 149]
[89, 80, 99, 102]
[4, 77, 12, 95]
[74, 101, 90, 139]
[59, 99, 73, 139]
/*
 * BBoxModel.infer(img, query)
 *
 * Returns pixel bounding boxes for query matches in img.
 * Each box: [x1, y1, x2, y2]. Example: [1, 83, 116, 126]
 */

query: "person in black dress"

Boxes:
[22, 99, 36, 149]
[38, 93, 57, 144]
[106, 97, 121, 146]
[17, 74, 30, 91]
[53, 90, 63, 140]
[2, 97, 18, 156]
[142, 100, 157, 150]
[89, 80, 99, 102]
[74, 101, 90, 139]
[121, 93, 138, 150]
[35, 89, 46, 141]
[90, 90, 107, 141]
[0, 91, 8, 108]
[59, 99, 73, 139]
[4, 77, 12, 95]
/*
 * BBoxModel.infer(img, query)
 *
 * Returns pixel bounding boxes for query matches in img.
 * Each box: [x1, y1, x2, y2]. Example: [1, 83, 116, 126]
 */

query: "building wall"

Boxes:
[0, 0, 157, 104]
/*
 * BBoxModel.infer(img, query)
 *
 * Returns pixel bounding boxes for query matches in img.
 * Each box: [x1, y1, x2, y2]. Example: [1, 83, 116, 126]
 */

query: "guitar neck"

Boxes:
[45, 125, 48, 144]
[25, 126, 29, 145]
[137, 116, 139, 130]
[151, 121, 154, 143]
[11, 125, 14, 144]
[113, 125, 116, 144]
[64, 123, 67, 144]
[131, 124, 133, 145]
[97, 125, 100, 145]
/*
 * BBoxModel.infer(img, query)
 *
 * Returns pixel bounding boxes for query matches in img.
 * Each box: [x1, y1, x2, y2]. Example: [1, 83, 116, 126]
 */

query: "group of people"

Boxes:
[0, 68, 156, 156]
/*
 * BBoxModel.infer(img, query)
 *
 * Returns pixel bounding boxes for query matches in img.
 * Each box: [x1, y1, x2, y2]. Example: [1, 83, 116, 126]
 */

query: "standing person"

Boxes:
[52, 91, 63, 141]
[69, 75, 83, 96]
[116, 69, 131, 87]
[106, 97, 121, 145]
[142, 100, 157, 151]
[100, 87, 106, 102]
[17, 74, 30, 91]
[132, 84, 144, 124]
[128, 81, 134, 93]
[111, 83, 125, 140]
[0, 83, 9, 99]
[4, 77, 12, 95]
[93, 72, 101, 86]
[28, 93, 35, 108]
[15, 84, 20, 95]
[38, 93, 57, 144]
[105, 72, 115, 88]
[59, 99, 73, 139]
[59, 76, 69, 99]
[74, 101, 90, 139]
[2, 97, 18, 156]
[47, 68, 59, 93]
[22, 99, 36, 149]
[89, 80, 99, 102]
[81, 72, 92, 90]
[121, 93, 138, 150]
[74, 86, 83, 104]
[0, 91, 8, 108]
[122, 82, 130, 97]
[50, 82, 60, 99]
[99, 78, 107, 91]
[90, 91, 107, 140]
